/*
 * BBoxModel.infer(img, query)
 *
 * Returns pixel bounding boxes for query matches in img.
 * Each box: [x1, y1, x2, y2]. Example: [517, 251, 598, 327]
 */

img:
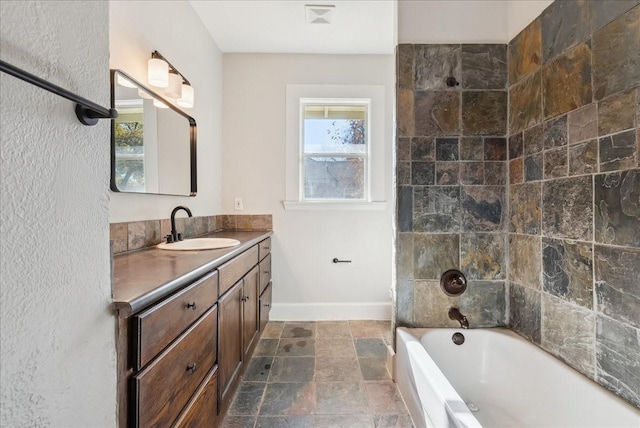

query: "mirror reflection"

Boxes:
[110, 70, 197, 196]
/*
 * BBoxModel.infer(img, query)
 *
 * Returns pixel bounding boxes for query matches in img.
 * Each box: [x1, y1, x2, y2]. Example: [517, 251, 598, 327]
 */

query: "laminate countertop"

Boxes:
[112, 230, 272, 317]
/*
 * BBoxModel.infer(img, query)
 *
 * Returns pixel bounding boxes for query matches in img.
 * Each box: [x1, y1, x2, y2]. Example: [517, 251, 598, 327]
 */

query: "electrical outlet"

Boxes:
[234, 197, 244, 211]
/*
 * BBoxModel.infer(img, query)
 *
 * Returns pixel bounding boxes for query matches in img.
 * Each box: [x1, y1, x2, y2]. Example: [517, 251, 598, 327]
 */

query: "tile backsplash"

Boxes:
[110, 214, 272, 255]
[396, 0, 640, 408]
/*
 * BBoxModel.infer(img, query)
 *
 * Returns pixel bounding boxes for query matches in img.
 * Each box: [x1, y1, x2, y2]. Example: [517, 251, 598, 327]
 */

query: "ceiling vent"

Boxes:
[305, 4, 335, 24]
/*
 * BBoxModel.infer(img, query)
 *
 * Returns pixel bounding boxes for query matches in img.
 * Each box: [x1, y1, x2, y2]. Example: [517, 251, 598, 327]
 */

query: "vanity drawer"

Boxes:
[258, 237, 271, 261]
[173, 366, 218, 428]
[132, 270, 218, 370]
[131, 305, 217, 428]
[259, 282, 272, 333]
[219, 245, 259, 296]
[259, 253, 271, 295]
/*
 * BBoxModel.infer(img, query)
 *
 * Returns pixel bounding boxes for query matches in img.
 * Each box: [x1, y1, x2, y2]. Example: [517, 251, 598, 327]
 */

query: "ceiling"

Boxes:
[189, 0, 396, 55]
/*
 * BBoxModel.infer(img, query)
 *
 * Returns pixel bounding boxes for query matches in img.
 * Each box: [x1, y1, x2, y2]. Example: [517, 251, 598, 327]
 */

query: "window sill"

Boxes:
[282, 201, 387, 211]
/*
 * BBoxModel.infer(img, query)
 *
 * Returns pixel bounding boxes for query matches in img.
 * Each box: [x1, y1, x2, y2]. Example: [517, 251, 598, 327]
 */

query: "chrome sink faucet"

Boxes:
[167, 205, 193, 243]
[448, 307, 469, 329]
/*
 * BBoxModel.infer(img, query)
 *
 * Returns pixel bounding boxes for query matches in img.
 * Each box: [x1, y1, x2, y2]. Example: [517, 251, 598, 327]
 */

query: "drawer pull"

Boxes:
[263, 270, 270, 275]
[241, 296, 247, 302]
[263, 246, 270, 250]
[264, 303, 271, 307]
[186, 363, 197, 373]
[186, 302, 197, 310]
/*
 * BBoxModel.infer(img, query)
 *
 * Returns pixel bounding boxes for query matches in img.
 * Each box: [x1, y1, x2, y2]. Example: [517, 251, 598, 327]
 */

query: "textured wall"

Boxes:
[507, 0, 640, 407]
[0, 1, 116, 426]
[396, 44, 509, 328]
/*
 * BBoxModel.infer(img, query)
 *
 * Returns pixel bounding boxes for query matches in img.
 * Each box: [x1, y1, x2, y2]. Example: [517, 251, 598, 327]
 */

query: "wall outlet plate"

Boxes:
[234, 197, 244, 211]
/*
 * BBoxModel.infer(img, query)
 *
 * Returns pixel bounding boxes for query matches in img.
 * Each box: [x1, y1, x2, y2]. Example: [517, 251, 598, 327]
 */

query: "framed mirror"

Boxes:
[110, 69, 197, 196]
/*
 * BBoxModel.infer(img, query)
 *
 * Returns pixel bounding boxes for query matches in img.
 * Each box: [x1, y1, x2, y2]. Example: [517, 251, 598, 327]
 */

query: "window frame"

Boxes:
[299, 98, 371, 202]
[284, 84, 387, 211]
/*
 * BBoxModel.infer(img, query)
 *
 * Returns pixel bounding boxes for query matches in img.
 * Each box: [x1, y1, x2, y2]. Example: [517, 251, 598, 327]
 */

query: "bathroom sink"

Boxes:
[157, 238, 241, 251]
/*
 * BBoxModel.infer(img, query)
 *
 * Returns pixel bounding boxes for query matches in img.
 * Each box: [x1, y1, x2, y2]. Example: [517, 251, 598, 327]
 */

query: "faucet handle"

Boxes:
[165, 234, 174, 243]
[177, 233, 183, 241]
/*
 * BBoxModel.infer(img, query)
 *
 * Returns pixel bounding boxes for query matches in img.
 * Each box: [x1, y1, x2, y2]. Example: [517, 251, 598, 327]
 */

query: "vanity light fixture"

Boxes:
[153, 98, 169, 109]
[177, 83, 194, 108]
[147, 50, 194, 108]
[148, 56, 169, 87]
[137, 88, 154, 100]
[116, 73, 137, 88]
[165, 71, 182, 99]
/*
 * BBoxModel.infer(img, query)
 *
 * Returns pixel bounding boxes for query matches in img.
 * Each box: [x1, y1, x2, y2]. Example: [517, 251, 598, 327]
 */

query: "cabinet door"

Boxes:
[259, 282, 272, 333]
[218, 280, 243, 406]
[242, 265, 259, 359]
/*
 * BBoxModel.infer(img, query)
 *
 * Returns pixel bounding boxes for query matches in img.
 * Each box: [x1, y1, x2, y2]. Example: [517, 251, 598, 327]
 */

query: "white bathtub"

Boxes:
[395, 327, 640, 428]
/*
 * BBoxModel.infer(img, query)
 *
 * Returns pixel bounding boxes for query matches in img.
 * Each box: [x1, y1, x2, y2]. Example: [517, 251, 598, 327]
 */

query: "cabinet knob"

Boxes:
[263, 246, 270, 250]
[263, 270, 270, 275]
[264, 303, 271, 307]
[186, 363, 197, 373]
[186, 302, 197, 310]
[241, 296, 247, 302]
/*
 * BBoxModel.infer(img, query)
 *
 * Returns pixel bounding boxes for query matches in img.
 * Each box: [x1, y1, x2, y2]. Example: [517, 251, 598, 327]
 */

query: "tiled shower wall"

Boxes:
[396, 43, 509, 328]
[395, 0, 639, 408]
[507, 1, 639, 407]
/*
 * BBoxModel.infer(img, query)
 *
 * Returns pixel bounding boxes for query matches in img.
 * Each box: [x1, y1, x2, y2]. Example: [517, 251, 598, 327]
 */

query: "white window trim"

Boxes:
[284, 84, 387, 211]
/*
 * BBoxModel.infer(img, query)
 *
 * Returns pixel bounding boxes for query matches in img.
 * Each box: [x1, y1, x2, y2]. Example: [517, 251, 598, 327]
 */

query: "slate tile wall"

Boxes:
[396, 43, 508, 329]
[395, 0, 640, 409]
[507, 1, 640, 407]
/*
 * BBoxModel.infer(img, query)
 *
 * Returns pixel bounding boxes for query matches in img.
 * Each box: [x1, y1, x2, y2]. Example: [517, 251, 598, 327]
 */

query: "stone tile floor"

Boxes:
[221, 320, 414, 428]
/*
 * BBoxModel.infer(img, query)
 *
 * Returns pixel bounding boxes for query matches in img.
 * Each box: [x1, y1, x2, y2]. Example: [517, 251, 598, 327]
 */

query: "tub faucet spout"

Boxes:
[448, 307, 469, 329]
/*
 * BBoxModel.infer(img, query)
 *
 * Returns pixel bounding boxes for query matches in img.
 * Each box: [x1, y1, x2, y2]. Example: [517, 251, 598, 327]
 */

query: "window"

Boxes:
[300, 100, 369, 201]
[114, 100, 145, 192]
[285, 84, 387, 211]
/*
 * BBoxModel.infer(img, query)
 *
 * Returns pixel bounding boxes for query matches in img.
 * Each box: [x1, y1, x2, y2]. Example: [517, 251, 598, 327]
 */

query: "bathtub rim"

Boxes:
[395, 326, 483, 428]
[395, 326, 640, 427]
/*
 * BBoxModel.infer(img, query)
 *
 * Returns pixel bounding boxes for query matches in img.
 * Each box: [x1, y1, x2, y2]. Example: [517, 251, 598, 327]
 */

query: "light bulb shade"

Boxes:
[137, 88, 153, 100]
[165, 72, 182, 99]
[177, 83, 194, 108]
[116, 74, 137, 88]
[153, 99, 169, 109]
[148, 58, 169, 87]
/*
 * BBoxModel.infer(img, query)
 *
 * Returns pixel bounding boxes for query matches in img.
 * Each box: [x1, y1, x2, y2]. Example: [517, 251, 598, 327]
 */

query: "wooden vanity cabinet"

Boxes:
[130, 305, 217, 427]
[218, 263, 260, 410]
[242, 265, 260, 359]
[116, 234, 274, 427]
[259, 282, 272, 332]
[173, 364, 219, 427]
[217, 280, 244, 406]
[132, 271, 218, 370]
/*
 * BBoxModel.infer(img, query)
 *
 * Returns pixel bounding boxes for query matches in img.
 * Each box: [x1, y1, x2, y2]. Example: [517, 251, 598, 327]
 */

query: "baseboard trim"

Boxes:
[269, 302, 392, 321]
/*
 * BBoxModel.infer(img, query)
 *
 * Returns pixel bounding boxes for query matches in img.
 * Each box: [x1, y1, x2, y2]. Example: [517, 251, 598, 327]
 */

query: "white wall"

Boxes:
[398, 0, 553, 44]
[508, 0, 553, 40]
[109, 1, 223, 222]
[0, 1, 116, 426]
[222, 54, 395, 320]
[398, 0, 508, 43]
